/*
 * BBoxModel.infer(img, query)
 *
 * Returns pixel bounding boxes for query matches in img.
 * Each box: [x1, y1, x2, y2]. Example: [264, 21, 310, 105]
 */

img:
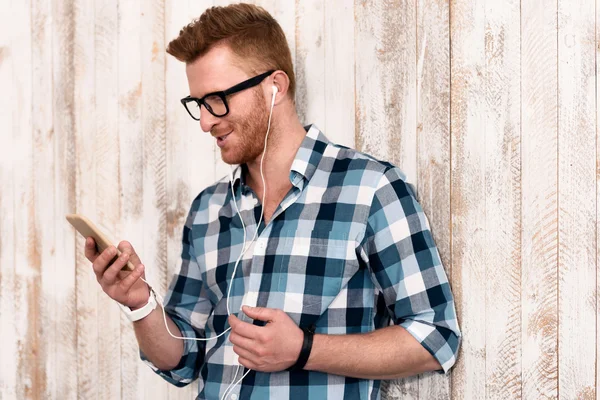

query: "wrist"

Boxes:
[119, 287, 158, 322]
[302, 333, 322, 371]
[287, 324, 316, 372]
[129, 285, 151, 311]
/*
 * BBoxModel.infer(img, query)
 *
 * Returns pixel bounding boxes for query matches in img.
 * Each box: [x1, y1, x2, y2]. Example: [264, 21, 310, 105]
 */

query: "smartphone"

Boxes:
[65, 213, 135, 271]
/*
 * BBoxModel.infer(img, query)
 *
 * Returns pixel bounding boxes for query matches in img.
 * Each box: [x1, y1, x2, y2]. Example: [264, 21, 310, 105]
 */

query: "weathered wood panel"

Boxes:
[450, 0, 487, 398]
[51, 0, 79, 397]
[32, 0, 57, 397]
[0, 2, 19, 398]
[140, 0, 171, 398]
[521, 0, 559, 399]
[72, 0, 100, 398]
[557, 0, 596, 398]
[416, 0, 452, 398]
[483, 0, 522, 398]
[95, 0, 123, 398]
[117, 0, 147, 398]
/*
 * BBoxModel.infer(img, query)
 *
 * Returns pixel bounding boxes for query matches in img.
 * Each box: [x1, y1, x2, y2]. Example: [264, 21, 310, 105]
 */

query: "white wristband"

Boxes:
[119, 288, 158, 322]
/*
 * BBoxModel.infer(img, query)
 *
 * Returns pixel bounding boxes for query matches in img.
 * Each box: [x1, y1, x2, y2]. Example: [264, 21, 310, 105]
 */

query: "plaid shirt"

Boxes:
[141, 125, 461, 400]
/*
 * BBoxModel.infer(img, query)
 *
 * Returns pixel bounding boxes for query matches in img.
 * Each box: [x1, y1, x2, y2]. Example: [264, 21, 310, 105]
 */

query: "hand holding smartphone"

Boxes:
[66, 213, 152, 310]
[65, 213, 135, 271]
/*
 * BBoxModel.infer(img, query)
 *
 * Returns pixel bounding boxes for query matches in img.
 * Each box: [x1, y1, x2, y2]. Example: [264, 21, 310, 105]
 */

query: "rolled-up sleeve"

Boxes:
[362, 167, 461, 373]
[140, 200, 212, 386]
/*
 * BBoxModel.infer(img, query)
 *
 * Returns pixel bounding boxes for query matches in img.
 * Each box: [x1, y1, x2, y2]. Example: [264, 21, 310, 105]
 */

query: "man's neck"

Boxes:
[244, 117, 307, 197]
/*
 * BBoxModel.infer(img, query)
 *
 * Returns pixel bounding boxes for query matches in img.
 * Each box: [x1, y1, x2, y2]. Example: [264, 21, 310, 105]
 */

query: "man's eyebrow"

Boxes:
[190, 87, 220, 98]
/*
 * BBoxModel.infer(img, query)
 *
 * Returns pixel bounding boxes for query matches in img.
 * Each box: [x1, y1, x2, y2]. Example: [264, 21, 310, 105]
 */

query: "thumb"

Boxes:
[242, 306, 277, 322]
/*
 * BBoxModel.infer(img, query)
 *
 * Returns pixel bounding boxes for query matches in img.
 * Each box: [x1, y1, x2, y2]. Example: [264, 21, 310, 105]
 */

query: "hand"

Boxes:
[84, 237, 150, 309]
[227, 306, 304, 372]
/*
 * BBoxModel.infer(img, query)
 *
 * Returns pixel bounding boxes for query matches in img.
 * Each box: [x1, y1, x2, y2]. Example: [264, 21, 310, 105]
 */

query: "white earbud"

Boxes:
[271, 85, 278, 107]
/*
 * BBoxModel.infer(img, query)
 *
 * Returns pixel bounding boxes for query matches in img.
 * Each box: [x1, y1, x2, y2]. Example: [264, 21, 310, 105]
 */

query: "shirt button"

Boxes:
[230, 394, 238, 400]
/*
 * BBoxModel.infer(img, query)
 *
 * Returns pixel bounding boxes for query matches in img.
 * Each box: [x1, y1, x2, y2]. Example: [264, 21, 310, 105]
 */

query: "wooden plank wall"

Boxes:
[0, 0, 597, 399]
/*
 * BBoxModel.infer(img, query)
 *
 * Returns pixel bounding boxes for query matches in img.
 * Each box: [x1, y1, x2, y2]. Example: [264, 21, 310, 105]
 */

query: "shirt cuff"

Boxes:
[399, 318, 461, 374]
[140, 315, 203, 387]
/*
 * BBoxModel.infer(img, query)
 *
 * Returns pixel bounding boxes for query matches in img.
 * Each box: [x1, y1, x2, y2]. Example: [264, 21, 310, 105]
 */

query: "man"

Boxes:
[85, 3, 461, 399]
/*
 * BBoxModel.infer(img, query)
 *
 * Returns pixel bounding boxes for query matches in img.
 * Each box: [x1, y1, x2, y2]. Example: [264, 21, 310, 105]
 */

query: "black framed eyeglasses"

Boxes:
[180, 70, 275, 120]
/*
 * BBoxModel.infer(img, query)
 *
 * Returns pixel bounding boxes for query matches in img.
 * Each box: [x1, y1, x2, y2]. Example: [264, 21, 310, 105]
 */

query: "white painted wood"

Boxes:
[521, 0, 559, 399]
[355, 1, 419, 399]
[295, 0, 325, 131]
[94, 0, 123, 398]
[325, 0, 355, 148]
[140, 0, 172, 398]
[116, 0, 147, 399]
[51, 0, 79, 397]
[0, 2, 18, 398]
[557, 0, 596, 398]
[354, 0, 417, 187]
[416, 0, 452, 397]
[597, 1, 600, 398]
[449, 0, 487, 398]
[32, 0, 57, 397]
[11, 0, 47, 398]
[72, 0, 99, 398]
[483, 0, 522, 398]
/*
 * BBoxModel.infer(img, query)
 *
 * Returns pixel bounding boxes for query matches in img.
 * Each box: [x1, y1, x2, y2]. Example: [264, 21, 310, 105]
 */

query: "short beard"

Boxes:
[220, 88, 271, 166]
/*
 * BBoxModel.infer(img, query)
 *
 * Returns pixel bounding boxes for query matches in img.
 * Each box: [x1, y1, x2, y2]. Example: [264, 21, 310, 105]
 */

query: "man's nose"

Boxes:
[199, 105, 221, 133]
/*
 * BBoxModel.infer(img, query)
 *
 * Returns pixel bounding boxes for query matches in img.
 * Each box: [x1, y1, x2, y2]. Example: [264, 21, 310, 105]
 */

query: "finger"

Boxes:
[92, 246, 118, 278]
[229, 331, 259, 356]
[232, 344, 258, 362]
[242, 306, 279, 322]
[119, 263, 146, 292]
[117, 241, 142, 268]
[237, 357, 256, 370]
[84, 237, 100, 262]
[101, 251, 130, 285]
[228, 314, 263, 339]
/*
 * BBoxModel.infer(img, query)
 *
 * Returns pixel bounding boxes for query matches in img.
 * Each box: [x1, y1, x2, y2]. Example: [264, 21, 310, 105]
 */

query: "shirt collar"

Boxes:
[231, 124, 329, 191]
[289, 124, 328, 185]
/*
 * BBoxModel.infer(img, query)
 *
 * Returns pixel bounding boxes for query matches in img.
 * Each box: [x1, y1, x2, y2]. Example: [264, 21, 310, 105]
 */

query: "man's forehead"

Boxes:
[186, 46, 249, 96]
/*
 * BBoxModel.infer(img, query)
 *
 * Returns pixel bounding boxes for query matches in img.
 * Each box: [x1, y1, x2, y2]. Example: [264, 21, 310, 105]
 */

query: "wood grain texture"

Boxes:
[117, 0, 147, 398]
[521, 0, 559, 399]
[355, 1, 419, 399]
[11, 0, 48, 398]
[0, 2, 17, 398]
[32, 0, 56, 397]
[597, 1, 600, 398]
[73, 0, 99, 398]
[325, 0, 355, 147]
[94, 0, 123, 398]
[483, 0, 522, 398]
[416, 0, 452, 397]
[295, 0, 325, 130]
[355, 0, 418, 187]
[557, 0, 597, 398]
[450, 0, 487, 398]
[52, 0, 79, 397]
[141, 0, 171, 397]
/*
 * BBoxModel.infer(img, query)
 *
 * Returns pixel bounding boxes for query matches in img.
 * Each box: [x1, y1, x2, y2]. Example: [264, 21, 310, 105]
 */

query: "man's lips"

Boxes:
[215, 131, 232, 147]
[214, 131, 232, 140]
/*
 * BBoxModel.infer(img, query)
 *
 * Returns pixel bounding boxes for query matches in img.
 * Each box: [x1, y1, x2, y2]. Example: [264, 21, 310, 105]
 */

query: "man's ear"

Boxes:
[270, 70, 290, 103]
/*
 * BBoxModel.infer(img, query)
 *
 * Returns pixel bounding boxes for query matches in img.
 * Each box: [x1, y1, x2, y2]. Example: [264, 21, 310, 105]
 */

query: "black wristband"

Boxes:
[288, 324, 315, 371]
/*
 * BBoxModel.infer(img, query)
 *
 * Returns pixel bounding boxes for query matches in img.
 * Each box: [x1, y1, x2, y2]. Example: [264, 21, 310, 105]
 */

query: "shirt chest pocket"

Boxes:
[275, 229, 352, 305]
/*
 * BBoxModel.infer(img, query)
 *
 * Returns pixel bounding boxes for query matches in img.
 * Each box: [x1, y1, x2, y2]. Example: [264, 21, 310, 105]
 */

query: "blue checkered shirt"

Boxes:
[141, 125, 461, 399]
